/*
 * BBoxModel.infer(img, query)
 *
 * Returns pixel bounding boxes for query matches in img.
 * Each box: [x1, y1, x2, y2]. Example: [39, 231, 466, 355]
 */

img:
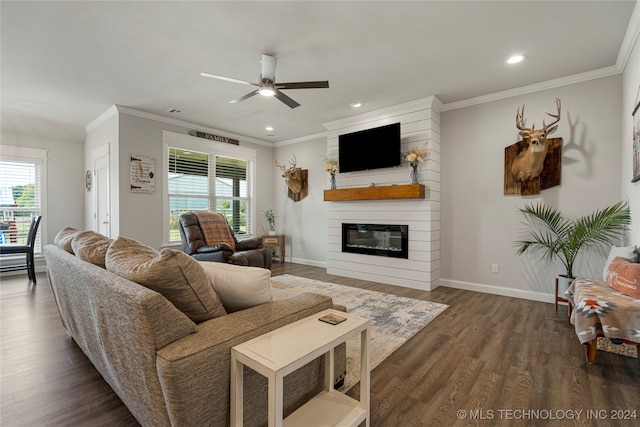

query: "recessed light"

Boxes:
[350, 102, 362, 108]
[507, 54, 526, 64]
[265, 126, 274, 131]
[265, 134, 276, 138]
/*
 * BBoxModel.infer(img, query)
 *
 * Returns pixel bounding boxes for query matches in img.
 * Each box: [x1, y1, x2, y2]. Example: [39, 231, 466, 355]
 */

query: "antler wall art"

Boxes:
[275, 154, 308, 202]
[504, 98, 563, 196]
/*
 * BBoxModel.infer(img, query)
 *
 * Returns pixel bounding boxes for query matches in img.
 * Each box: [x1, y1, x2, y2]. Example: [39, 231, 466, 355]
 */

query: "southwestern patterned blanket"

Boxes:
[567, 277, 640, 345]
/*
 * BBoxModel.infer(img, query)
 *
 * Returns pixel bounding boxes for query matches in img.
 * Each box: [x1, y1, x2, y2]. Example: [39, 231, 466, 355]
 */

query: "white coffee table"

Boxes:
[230, 308, 371, 427]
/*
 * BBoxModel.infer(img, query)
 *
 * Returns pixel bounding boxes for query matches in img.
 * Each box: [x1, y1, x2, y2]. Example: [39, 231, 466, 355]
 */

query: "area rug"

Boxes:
[597, 337, 638, 358]
[270, 274, 448, 390]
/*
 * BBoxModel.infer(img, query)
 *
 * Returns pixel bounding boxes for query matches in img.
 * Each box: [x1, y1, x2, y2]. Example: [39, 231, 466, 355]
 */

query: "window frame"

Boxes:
[0, 145, 48, 252]
[161, 130, 257, 246]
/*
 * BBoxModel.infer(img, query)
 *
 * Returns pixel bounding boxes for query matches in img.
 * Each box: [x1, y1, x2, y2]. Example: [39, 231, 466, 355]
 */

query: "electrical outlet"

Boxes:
[491, 263, 499, 273]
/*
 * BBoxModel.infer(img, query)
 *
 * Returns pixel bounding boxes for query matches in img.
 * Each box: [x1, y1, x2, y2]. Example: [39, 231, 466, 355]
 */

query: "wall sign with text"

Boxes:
[130, 154, 155, 193]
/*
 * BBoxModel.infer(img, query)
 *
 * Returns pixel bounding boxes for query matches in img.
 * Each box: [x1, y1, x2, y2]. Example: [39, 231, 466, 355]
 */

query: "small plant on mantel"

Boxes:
[263, 209, 277, 234]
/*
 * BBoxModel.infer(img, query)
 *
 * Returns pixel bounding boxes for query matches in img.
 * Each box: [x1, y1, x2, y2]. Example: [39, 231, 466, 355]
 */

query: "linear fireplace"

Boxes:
[342, 223, 408, 259]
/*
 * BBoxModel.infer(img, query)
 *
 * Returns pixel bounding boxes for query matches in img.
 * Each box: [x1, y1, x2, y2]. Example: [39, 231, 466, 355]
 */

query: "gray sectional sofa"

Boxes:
[43, 231, 345, 427]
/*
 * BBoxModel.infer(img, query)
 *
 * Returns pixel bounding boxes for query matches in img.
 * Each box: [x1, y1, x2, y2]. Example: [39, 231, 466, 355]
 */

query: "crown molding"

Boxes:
[441, 66, 621, 112]
[84, 105, 119, 132]
[84, 105, 272, 147]
[616, 0, 640, 70]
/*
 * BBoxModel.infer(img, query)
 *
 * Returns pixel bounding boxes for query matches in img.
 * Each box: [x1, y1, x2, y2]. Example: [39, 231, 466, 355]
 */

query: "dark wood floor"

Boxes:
[2, 264, 639, 426]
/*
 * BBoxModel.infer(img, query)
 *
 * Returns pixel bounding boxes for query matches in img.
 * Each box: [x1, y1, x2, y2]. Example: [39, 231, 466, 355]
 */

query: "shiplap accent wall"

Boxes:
[324, 96, 442, 290]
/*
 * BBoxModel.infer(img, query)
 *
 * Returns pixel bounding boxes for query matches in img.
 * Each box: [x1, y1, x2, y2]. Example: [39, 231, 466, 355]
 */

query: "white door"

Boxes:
[94, 154, 111, 237]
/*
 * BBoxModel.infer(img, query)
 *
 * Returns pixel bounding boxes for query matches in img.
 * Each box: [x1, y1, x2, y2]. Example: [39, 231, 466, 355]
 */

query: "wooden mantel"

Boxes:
[323, 184, 425, 201]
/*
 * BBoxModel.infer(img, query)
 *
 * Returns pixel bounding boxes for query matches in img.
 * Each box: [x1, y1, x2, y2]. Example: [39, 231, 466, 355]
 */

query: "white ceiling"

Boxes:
[1, 1, 638, 144]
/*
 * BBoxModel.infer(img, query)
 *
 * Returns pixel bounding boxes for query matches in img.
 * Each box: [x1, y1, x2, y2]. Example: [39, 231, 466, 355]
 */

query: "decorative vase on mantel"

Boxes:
[409, 163, 419, 185]
[329, 173, 337, 190]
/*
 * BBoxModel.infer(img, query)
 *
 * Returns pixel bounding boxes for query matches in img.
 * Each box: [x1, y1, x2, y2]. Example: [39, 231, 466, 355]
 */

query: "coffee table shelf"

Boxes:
[231, 308, 371, 427]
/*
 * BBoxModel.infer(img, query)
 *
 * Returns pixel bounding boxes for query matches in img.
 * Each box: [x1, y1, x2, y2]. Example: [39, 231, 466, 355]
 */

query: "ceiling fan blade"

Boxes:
[273, 90, 300, 109]
[200, 72, 257, 86]
[229, 90, 259, 104]
[276, 81, 330, 89]
[261, 54, 277, 81]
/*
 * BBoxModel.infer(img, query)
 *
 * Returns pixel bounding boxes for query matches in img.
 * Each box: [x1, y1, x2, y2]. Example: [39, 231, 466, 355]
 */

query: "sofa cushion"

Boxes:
[71, 230, 112, 268]
[605, 257, 640, 298]
[602, 245, 637, 280]
[54, 226, 80, 254]
[198, 261, 273, 313]
[106, 237, 226, 323]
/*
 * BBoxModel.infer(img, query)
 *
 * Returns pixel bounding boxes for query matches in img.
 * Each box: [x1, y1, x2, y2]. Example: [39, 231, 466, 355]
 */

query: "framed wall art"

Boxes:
[130, 154, 155, 193]
[633, 86, 640, 183]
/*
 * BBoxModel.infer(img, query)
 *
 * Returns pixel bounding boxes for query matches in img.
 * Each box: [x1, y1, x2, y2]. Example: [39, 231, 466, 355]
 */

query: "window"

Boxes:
[163, 131, 256, 245]
[0, 146, 47, 250]
[214, 156, 249, 234]
[168, 148, 210, 241]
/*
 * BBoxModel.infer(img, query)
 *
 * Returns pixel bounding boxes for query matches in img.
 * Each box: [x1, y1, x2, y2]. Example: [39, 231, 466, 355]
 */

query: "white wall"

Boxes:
[622, 26, 640, 244]
[273, 137, 330, 266]
[441, 75, 625, 302]
[0, 131, 84, 245]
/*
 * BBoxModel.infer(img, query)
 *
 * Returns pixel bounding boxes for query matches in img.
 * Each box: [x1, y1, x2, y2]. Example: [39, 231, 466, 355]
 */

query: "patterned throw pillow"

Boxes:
[106, 236, 226, 323]
[54, 226, 80, 254]
[71, 230, 112, 268]
[605, 257, 640, 298]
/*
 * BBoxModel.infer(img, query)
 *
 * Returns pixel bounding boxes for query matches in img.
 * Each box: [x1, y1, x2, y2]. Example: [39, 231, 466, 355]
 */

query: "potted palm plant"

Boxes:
[514, 201, 631, 287]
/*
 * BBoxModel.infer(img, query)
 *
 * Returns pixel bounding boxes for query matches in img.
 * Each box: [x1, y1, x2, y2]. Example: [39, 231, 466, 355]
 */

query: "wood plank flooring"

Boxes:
[2, 264, 639, 426]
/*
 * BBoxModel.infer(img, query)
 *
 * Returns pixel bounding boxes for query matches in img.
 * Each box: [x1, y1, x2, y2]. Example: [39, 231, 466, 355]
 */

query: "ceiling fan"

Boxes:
[200, 54, 329, 109]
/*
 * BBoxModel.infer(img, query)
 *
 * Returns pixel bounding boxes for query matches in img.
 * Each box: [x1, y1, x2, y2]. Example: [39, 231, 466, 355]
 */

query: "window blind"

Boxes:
[0, 159, 42, 249]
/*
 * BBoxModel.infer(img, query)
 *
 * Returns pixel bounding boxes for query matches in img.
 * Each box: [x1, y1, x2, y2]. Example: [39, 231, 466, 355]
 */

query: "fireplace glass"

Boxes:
[342, 223, 408, 258]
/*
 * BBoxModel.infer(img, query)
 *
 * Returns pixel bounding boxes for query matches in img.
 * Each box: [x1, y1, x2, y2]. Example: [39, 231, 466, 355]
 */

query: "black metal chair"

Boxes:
[0, 215, 42, 283]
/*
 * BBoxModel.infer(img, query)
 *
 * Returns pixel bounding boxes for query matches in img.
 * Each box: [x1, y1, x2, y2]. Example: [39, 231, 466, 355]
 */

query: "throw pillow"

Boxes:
[106, 236, 226, 323]
[54, 226, 80, 254]
[605, 257, 640, 298]
[71, 230, 112, 268]
[602, 246, 637, 280]
[198, 261, 274, 313]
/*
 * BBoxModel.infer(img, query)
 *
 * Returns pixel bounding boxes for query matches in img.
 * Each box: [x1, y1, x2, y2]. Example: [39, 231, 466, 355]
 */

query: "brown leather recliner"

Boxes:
[178, 212, 272, 269]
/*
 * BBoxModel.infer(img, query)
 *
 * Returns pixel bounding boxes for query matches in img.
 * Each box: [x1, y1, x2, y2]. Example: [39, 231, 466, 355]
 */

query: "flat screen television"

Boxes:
[338, 122, 401, 173]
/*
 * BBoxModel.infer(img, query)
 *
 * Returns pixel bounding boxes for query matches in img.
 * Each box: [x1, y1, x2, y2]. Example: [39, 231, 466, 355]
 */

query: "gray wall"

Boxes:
[83, 109, 276, 250]
[273, 137, 330, 266]
[440, 75, 625, 301]
[0, 131, 84, 245]
[622, 29, 640, 244]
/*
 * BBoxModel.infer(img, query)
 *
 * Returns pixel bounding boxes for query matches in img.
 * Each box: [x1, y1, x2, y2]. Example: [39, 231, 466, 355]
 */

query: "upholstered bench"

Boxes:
[567, 246, 640, 365]
[567, 277, 640, 364]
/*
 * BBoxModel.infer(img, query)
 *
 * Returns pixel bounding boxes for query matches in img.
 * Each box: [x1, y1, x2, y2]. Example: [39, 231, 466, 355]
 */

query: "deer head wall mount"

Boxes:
[511, 98, 561, 182]
[504, 98, 563, 196]
[275, 154, 308, 202]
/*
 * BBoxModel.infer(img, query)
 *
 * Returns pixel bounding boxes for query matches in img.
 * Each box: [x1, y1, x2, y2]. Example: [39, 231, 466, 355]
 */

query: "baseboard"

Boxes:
[439, 278, 554, 304]
[288, 257, 327, 268]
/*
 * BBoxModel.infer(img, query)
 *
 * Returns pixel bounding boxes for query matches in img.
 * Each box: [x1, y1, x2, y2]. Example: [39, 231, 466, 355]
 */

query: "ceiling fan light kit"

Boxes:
[201, 54, 329, 108]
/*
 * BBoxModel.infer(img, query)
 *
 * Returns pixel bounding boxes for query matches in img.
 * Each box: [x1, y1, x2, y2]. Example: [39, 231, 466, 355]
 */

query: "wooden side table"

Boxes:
[231, 309, 371, 427]
[262, 234, 285, 263]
